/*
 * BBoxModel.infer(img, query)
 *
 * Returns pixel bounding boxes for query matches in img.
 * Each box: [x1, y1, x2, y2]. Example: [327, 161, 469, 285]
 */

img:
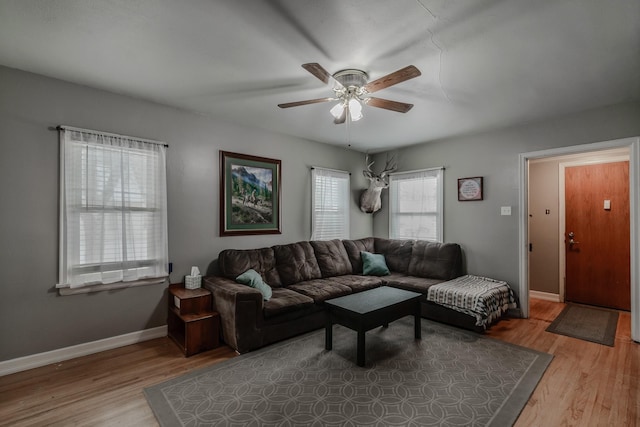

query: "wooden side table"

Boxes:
[167, 284, 220, 357]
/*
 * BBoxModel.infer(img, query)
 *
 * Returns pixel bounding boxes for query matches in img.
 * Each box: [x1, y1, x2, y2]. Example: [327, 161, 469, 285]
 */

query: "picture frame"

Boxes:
[220, 151, 281, 236]
[458, 176, 483, 201]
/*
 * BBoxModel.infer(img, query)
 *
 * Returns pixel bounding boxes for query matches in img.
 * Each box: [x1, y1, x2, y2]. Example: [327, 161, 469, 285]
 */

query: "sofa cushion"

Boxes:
[288, 279, 352, 303]
[374, 238, 415, 273]
[408, 241, 463, 280]
[218, 247, 282, 287]
[383, 272, 444, 294]
[310, 239, 353, 277]
[236, 269, 272, 301]
[329, 275, 384, 293]
[342, 238, 375, 273]
[273, 241, 322, 286]
[263, 287, 315, 319]
[361, 251, 391, 276]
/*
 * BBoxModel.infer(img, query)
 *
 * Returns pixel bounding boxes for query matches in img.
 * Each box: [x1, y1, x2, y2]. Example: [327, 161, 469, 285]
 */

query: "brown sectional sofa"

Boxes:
[204, 237, 469, 354]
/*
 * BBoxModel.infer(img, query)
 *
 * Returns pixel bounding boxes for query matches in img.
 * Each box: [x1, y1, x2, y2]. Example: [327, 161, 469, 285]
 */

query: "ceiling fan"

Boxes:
[278, 63, 421, 124]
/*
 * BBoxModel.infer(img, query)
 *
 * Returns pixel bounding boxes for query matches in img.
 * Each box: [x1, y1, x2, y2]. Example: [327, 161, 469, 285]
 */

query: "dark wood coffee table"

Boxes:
[324, 286, 422, 366]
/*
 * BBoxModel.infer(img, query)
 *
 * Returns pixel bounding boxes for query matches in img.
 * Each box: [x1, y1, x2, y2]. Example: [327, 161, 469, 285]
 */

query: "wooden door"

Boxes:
[565, 161, 630, 310]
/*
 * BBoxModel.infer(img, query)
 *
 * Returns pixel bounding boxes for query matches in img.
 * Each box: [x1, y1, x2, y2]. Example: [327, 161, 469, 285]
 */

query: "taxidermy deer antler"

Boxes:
[359, 154, 397, 214]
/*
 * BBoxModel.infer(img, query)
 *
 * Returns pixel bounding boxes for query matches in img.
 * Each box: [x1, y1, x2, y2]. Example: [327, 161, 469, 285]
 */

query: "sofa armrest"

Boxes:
[202, 276, 264, 353]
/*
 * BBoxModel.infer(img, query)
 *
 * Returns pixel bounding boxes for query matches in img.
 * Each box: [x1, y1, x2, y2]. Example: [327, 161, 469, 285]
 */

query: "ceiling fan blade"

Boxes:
[363, 65, 421, 94]
[366, 97, 414, 113]
[302, 63, 344, 89]
[277, 97, 333, 108]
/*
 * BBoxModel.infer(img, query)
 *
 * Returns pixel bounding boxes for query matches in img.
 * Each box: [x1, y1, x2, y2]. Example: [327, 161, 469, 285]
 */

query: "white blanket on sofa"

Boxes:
[427, 275, 517, 328]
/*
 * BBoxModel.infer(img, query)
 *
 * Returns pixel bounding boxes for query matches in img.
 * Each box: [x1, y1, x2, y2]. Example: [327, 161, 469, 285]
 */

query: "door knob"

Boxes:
[568, 231, 579, 245]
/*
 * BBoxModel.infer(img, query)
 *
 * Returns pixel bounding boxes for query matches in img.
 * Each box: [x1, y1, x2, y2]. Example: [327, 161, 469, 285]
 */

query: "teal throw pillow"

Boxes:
[236, 269, 272, 301]
[361, 251, 390, 276]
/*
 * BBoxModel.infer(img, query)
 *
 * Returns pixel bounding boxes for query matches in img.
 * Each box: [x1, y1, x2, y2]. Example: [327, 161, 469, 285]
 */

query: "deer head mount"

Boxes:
[359, 154, 397, 214]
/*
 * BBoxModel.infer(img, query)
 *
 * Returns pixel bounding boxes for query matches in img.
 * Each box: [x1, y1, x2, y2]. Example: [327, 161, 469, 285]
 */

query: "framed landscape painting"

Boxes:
[220, 151, 281, 236]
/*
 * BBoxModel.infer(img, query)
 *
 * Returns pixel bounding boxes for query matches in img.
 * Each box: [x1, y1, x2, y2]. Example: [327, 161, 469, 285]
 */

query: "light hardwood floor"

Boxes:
[0, 299, 637, 426]
[490, 299, 639, 426]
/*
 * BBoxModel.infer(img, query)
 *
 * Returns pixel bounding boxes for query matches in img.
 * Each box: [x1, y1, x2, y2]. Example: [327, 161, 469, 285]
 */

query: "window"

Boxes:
[389, 168, 443, 241]
[58, 126, 169, 294]
[311, 167, 350, 240]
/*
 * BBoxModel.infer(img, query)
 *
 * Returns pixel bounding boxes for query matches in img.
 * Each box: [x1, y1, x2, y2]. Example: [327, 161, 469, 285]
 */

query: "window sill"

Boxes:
[57, 277, 168, 296]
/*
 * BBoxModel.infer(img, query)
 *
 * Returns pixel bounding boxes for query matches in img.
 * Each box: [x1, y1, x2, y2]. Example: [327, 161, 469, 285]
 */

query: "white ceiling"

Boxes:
[0, 0, 638, 152]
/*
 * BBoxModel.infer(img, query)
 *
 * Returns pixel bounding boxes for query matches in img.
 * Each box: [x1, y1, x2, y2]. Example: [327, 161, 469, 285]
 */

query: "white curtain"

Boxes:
[58, 127, 169, 290]
[311, 167, 350, 240]
[389, 168, 443, 242]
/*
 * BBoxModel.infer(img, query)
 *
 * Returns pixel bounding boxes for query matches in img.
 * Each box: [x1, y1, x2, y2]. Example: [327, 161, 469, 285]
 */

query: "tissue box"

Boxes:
[185, 275, 201, 290]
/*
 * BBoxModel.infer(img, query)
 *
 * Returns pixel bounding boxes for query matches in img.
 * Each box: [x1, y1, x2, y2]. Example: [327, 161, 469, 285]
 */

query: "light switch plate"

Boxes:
[604, 199, 611, 210]
[501, 206, 512, 216]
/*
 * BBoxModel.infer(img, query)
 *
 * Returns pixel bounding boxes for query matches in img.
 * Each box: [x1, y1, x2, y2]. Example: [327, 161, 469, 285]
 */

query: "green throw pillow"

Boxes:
[236, 269, 272, 301]
[361, 251, 390, 276]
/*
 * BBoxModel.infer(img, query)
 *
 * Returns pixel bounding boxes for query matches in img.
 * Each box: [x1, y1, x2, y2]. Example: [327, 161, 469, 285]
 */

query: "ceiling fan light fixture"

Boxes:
[348, 98, 363, 121]
[329, 102, 345, 119]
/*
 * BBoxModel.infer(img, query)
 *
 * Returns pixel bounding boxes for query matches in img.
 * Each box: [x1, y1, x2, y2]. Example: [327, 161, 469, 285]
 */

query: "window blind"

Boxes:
[311, 167, 350, 240]
[389, 168, 443, 241]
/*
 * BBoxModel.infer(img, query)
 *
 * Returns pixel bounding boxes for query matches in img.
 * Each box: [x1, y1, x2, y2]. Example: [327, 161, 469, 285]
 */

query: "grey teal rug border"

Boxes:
[146, 319, 552, 427]
[545, 303, 619, 347]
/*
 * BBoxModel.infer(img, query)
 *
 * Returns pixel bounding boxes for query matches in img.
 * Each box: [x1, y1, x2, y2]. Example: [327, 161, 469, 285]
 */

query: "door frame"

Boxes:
[518, 136, 640, 342]
[558, 155, 630, 304]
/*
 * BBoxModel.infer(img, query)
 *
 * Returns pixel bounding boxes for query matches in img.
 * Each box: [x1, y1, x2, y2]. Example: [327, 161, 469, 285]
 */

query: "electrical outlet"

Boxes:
[501, 206, 511, 216]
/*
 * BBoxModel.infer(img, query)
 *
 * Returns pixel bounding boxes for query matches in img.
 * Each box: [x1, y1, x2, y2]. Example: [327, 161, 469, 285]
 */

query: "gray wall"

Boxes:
[0, 66, 372, 361]
[373, 101, 640, 296]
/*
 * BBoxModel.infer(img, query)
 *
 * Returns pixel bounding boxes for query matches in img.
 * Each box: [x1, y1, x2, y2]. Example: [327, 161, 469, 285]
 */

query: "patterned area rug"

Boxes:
[145, 318, 552, 427]
[546, 303, 619, 347]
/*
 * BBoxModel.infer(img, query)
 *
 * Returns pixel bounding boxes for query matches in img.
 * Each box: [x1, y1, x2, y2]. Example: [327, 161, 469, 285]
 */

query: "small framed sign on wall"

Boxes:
[458, 177, 483, 201]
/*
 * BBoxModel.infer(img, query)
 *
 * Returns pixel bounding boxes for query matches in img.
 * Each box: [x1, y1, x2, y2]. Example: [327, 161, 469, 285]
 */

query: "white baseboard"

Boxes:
[0, 325, 167, 377]
[529, 290, 561, 302]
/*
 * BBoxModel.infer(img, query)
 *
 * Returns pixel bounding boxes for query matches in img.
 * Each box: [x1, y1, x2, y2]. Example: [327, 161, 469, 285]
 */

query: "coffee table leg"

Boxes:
[325, 321, 333, 350]
[357, 330, 365, 366]
[324, 320, 333, 350]
[414, 304, 421, 339]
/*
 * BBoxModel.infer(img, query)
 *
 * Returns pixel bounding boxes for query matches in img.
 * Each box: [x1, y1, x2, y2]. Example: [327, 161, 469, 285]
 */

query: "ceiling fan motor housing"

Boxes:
[333, 69, 368, 92]
[333, 69, 369, 105]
